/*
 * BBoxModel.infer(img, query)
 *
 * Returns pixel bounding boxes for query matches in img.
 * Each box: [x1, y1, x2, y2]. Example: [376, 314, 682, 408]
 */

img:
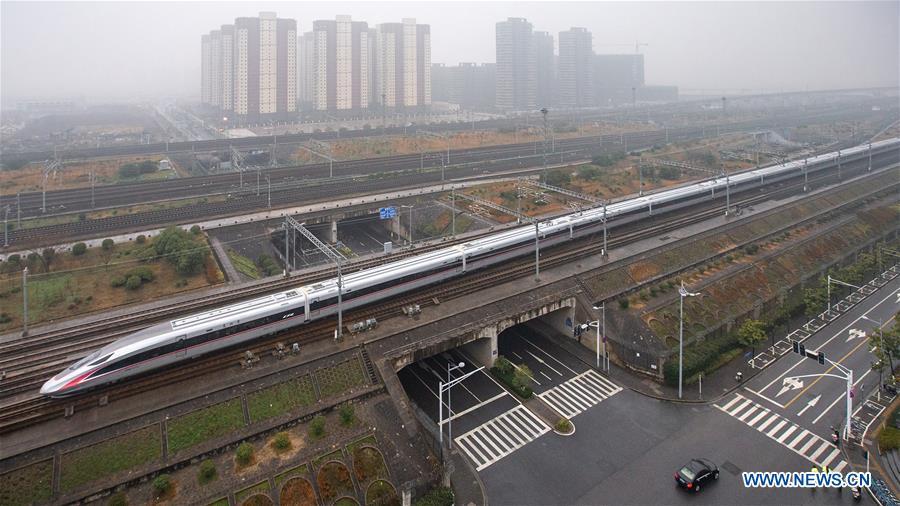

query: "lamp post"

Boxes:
[861, 314, 889, 388]
[826, 275, 860, 316]
[534, 219, 541, 282]
[439, 363, 484, 462]
[678, 281, 699, 399]
[590, 303, 608, 371]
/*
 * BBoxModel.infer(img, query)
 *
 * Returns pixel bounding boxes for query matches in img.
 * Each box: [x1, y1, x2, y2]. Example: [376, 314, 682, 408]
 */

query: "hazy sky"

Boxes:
[1, 1, 898, 103]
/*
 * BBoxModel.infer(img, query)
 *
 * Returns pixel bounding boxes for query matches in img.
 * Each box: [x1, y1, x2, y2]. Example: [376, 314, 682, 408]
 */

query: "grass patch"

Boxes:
[0, 235, 223, 333]
[247, 375, 317, 423]
[352, 446, 388, 485]
[413, 486, 454, 506]
[347, 434, 378, 455]
[235, 480, 271, 504]
[166, 397, 245, 454]
[366, 480, 399, 506]
[59, 424, 162, 492]
[316, 358, 367, 398]
[314, 449, 344, 469]
[0, 459, 53, 506]
[880, 426, 900, 451]
[280, 476, 318, 506]
[228, 249, 260, 279]
[275, 463, 311, 488]
[208, 498, 229, 506]
[317, 461, 355, 504]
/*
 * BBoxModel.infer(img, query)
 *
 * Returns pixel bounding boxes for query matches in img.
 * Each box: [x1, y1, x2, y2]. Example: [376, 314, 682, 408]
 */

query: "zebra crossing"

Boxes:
[716, 393, 848, 473]
[455, 404, 550, 471]
[538, 370, 623, 418]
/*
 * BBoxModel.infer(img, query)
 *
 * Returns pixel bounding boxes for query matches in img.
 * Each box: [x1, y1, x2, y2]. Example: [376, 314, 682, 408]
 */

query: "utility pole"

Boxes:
[868, 143, 872, 171]
[3, 205, 9, 247]
[451, 187, 456, 238]
[266, 176, 271, 208]
[534, 220, 541, 282]
[381, 93, 387, 136]
[541, 108, 549, 183]
[22, 267, 28, 336]
[16, 193, 20, 227]
[601, 200, 608, 257]
[678, 282, 699, 399]
[90, 171, 95, 209]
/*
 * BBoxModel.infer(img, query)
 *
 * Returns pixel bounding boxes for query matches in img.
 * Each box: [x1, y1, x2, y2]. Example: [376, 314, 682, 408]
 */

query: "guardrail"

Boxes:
[748, 264, 900, 369]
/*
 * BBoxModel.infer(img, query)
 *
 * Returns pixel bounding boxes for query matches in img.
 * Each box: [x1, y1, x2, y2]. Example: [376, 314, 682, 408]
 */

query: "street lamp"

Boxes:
[678, 281, 699, 399]
[590, 303, 608, 372]
[439, 363, 484, 462]
[826, 275, 860, 316]
[861, 314, 890, 388]
[446, 362, 465, 447]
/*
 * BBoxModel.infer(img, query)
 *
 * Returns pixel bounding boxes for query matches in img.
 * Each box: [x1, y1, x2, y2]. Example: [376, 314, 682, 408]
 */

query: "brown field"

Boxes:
[0, 155, 181, 194]
[0, 236, 224, 332]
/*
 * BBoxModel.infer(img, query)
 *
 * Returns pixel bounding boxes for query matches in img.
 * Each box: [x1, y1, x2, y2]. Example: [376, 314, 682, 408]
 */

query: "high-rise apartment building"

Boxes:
[558, 27, 593, 108]
[297, 31, 314, 109]
[431, 63, 496, 109]
[308, 16, 371, 112]
[200, 12, 296, 124]
[593, 54, 645, 105]
[495, 18, 537, 111]
[375, 18, 431, 109]
[533, 31, 555, 108]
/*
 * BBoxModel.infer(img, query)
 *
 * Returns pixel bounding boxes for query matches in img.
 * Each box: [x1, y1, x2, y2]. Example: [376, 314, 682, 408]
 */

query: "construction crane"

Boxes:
[596, 41, 649, 54]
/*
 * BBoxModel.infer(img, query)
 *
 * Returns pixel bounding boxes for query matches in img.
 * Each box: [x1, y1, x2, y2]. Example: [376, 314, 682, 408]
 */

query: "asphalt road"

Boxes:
[741, 272, 900, 436]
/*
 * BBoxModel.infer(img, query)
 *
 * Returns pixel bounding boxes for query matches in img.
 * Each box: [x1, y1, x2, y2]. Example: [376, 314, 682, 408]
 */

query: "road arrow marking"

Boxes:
[847, 328, 866, 342]
[778, 377, 804, 397]
[797, 394, 821, 416]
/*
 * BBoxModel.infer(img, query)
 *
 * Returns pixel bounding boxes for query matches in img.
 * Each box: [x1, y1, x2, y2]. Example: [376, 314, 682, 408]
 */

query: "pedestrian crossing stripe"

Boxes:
[455, 405, 550, 471]
[716, 393, 848, 473]
[538, 369, 622, 419]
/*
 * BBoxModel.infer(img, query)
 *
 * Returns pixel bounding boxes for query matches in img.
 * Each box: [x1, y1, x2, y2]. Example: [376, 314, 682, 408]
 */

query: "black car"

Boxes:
[675, 458, 719, 492]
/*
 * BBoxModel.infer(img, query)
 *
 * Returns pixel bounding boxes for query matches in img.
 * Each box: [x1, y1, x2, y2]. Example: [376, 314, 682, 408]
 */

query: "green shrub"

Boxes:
[310, 415, 326, 438]
[152, 474, 172, 496]
[490, 356, 533, 398]
[272, 432, 291, 452]
[125, 275, 142, 290]
[72, 242, 87, 256]
[339, 403, 355, 426]
[198, 459, 217, 484]
[101, 238, 114, 250]
[128, 266, 154, 282]
[663, 331, 741, 386]
[555, 418, 573, 433]
[109, 492, 127, 506]
[880, 426, 900, 451]
[414, 486, 454, 506]
[110, 276, 126, 287]
[235, 442, 254, 466]
[190, 225, 201, 235]
[618, 298, 629, 309]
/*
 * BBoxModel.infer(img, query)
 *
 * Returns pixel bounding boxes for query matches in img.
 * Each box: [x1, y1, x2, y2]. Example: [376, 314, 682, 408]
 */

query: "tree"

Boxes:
[152, 474, 172, 496]
[125, 275, 142, 290]
[154, 226, 209, 276]
[41, 248, 56, 272]
[72, 242, 87, 256]
[309, 415, 326, 438]
[99, 239, 115, 269]
[803, 284, 827, 318]
[737, 319, 767, 357]
[198, 459, 217, 484]
[339, 403, 355, 426]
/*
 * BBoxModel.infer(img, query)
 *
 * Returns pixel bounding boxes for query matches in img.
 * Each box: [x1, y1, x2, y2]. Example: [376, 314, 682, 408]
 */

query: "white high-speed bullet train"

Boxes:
[41, 139, 899, 396]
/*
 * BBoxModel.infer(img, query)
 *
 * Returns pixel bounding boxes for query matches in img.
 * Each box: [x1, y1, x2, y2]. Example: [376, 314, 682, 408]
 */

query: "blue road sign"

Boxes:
[379, 207, 397, 220]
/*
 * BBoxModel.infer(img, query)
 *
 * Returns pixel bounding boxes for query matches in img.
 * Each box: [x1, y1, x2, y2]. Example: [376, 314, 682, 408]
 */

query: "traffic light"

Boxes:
[792, 340, 799, 354]
[799, 343, 806, 357]
[818, 351, 825, 365]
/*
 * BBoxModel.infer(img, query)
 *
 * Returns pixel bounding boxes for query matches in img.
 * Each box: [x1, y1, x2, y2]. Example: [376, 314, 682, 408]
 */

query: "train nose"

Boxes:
[39, 374, 65, 396]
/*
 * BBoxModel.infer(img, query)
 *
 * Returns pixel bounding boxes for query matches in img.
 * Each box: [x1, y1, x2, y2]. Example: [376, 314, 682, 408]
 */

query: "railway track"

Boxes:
[0, 160, 895, 435]
[7, 101, 889, 222]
